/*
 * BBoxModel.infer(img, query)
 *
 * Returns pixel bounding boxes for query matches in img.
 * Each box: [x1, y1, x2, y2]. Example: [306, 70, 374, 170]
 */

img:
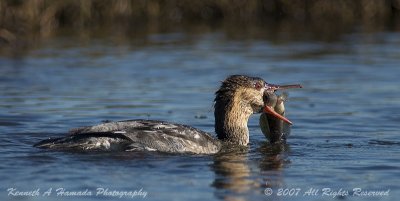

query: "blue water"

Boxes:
[0, 31, 399, 201]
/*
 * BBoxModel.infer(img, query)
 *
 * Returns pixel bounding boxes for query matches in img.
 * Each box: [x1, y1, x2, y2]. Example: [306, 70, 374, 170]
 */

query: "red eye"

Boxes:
[254, 82, 262, 90]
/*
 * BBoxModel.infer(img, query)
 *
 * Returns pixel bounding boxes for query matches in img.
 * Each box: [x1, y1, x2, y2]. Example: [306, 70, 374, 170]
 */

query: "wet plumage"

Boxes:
[34, 75, 300, 154]
[35, 120, 221, 154]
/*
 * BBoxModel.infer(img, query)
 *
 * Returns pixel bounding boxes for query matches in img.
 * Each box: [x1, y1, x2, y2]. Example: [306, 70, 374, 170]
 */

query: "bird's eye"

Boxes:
[254, 82, 263, 90]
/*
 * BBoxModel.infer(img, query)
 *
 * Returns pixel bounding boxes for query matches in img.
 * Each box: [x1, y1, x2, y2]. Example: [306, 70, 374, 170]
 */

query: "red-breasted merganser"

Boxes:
[34, 75, 301, 154]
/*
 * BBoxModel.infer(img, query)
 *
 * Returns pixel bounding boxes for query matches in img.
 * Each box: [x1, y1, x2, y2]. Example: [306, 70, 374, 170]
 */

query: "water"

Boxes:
[0, 31, 399, 201]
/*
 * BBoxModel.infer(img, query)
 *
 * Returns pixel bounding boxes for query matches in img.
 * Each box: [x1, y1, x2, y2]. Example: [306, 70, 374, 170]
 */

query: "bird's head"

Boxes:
[214, 75, 301, 145]
[215, 75, 301, 119]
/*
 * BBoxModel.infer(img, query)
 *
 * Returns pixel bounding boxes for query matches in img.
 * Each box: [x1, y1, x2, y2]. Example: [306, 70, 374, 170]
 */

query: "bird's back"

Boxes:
[34, 120, 221, 154]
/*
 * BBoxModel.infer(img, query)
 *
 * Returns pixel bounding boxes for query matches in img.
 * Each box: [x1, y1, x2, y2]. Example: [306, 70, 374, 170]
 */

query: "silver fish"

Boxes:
[260, 92, 290, 143]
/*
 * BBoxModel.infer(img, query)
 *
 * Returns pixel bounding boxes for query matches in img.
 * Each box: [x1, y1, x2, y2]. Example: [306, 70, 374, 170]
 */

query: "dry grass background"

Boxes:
[1, 0, 400, 52]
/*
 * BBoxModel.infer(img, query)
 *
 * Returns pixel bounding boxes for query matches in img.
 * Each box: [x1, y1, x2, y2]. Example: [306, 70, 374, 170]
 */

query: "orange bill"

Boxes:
[266, 83, 303, 91]
[263, 106, 293, 125]
[277, 84, 303, 90]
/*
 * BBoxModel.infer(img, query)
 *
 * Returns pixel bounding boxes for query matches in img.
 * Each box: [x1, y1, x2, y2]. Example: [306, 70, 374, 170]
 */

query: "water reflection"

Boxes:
[258, 142, 290, 200]
[212, 143, 290, 201]
[212, 147, 253, 197]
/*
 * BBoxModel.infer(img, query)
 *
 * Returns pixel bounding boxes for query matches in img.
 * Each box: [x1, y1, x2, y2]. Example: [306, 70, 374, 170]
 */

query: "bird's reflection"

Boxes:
[258, 142, 290, 189]
[211, 142, 290, 201]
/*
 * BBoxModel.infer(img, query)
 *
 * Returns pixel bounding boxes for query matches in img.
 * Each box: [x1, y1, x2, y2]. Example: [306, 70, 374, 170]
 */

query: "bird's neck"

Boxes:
[215, 94, 253, 145]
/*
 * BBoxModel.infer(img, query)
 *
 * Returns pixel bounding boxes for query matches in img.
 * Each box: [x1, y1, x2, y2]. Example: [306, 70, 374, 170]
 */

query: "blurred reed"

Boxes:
[1, 0, 400, 54]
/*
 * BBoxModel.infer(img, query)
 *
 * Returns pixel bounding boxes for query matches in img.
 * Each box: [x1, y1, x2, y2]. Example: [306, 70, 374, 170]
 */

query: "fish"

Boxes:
[259, 92, 291, 144]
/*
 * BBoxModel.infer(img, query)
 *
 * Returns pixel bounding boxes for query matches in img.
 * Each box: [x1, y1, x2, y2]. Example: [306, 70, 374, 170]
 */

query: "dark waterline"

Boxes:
[0, 31, 399, 201]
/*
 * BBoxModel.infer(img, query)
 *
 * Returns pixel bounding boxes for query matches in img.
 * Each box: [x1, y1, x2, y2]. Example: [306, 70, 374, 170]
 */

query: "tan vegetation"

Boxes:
[1, 0, 399, 51]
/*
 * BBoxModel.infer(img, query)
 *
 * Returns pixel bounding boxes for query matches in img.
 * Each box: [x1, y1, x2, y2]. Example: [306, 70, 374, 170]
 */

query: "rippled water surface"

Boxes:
[1, 32, 399, 201]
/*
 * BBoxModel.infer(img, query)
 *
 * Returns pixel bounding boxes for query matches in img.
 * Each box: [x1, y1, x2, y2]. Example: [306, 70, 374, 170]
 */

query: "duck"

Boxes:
[34, 75, 301, 154]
